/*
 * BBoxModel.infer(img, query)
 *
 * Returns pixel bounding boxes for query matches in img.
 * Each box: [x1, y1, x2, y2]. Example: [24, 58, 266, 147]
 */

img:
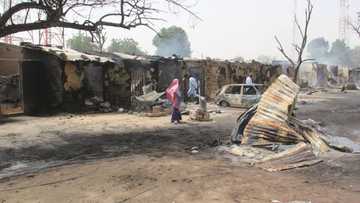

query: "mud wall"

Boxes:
[184, 60, 282, 99]
[0, 43, 22, 76]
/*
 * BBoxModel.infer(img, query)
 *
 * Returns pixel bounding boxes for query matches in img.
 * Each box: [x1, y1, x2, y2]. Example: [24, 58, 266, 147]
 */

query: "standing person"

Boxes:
[245, 74, 253, 85]
[166, 79, 182, 124]
[187, 75, 199, 103]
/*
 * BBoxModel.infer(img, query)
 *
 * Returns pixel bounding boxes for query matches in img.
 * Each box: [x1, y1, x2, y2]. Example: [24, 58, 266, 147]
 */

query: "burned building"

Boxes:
[349, 67, 360, 88]
[184, 59, 282, 99]
[0, 43, 132, 115]
[0, 42, 282, 115]
[0, 43, 23, 115]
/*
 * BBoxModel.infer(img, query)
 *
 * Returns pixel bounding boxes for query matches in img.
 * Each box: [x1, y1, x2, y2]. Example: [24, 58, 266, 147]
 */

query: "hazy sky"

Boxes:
[98, 0, 360, 60]
[8, 0, 359, 60]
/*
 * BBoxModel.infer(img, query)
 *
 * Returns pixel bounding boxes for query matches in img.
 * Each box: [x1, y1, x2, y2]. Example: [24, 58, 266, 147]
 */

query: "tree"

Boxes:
[256, 55, 275, 64]
[67, 32, 99, 53]
[0, 0, 199, 38]
[93, 28, 107, 53]
[152, 26, 191, 57]
[231, 56, 245, 63]
[350, 21, 360, 39]
[307, 37, 329, 61]
[107, 38, 146, 55]
[328, 39, 351, 66]
[275, 0, 314, 83]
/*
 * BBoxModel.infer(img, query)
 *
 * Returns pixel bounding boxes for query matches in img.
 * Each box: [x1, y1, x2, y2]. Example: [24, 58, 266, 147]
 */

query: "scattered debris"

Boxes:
[84, 96, 114, 112]
[189, 96, 211, 121]
[190, 146, 200, 154]
[0, 74, 19, 103]
[132, 91, 172, 117]
[229, 74, 358, 172]
[306, 90, 318, 95]
[345, 83, 358, 90]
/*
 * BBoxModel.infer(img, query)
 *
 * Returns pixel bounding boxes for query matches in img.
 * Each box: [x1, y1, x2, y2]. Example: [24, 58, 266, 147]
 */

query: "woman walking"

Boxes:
[166, 79, 182, 124]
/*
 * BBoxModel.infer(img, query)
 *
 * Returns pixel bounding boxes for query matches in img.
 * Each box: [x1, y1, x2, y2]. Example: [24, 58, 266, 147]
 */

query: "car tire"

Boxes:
[219, 101, 230, 107]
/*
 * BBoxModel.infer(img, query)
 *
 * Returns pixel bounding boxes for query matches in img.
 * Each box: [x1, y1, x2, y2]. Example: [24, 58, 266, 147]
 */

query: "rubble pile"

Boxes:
[132, 91, 172, 117]
[227, 74, 360, 171]
[84, 96, 114, 113]
[0, 74, 19, 103]
[189, 97, 211, 121]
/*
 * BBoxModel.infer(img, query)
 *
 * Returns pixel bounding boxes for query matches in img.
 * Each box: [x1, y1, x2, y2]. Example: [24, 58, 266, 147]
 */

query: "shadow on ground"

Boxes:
[0, 121, 231, 179]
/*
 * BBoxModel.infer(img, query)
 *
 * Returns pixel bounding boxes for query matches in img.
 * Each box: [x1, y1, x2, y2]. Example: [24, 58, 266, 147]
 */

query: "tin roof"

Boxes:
[23, 44, 114, 63]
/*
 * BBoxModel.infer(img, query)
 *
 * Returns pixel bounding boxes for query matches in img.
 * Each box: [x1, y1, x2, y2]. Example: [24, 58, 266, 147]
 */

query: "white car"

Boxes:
[215, 84, 264, 108]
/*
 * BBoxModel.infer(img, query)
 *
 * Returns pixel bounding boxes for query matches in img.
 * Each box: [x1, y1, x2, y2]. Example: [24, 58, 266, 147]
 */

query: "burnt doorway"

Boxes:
[21, 61, 46, 115]
[187, 66, 205, 97]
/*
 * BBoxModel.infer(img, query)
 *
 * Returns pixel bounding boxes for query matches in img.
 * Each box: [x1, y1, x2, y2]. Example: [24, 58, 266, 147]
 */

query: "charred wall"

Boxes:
[62, 61, 131, 111]
[22, 48, 64, 115]
[0, 43, 23, 115]
[104, 63, 131, 109]
[21, 48, 132, 114]
[157, 58, 184, 92]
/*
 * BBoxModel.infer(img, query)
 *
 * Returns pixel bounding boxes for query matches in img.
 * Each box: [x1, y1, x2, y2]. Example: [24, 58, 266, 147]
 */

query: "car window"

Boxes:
[225, 86, 233, 94]
[225, 86, 241, 94]
[243, 86, 257, 95]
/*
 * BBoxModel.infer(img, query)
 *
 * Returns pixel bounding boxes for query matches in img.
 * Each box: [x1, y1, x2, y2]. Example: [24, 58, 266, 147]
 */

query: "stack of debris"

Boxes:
[227, 74, 359, 172]
[84, 96, 113, 113]
[189, 96, 211, 121]
[132, 91, 171, 117]
[0, 74, 19, 103]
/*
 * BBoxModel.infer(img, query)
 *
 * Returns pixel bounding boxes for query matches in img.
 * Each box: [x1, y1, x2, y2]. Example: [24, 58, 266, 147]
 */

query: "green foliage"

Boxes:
[107, 38, 145, 55]
[67, 32, 99, 53]
[307, 38, 356, 66]
[231, 56, 245, 63]
[328, 39, 351, 66]
[256, 55, 275, 64]
[152, 26, 191, 57]
[307, 37, 329, 60]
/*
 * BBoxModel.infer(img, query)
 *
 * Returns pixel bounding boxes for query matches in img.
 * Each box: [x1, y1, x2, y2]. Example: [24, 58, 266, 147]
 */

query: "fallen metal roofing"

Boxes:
[235, 74, 330, 153]
[242, 74, 305, 145]
[227, 74, 360, 171]
[135, 91, 165, 103]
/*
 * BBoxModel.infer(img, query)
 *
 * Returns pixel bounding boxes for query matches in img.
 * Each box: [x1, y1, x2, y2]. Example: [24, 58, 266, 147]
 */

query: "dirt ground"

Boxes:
[0, 91, 360, 203]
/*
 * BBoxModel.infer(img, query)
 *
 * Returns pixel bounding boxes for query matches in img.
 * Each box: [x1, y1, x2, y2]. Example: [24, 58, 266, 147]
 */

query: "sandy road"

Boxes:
[0, 91, 359, 202]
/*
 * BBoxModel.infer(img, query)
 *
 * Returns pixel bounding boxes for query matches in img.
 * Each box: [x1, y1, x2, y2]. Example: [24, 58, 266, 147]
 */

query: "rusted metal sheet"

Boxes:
[242, 74, 304, 145]
[235, 74, 330, 153]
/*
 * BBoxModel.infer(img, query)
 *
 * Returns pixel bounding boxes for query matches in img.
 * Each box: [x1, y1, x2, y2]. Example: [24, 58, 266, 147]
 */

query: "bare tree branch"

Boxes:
[0, 0, 198, 38]
[275, 35, 295, 67]
[350, 21, 360, 39]
[274, 0, 314, 83]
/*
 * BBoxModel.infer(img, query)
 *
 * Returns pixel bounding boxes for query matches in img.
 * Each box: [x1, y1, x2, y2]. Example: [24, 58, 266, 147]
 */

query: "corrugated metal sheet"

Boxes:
[242, 74, 305, 145]
[24, 45, 114, 63]
[111, 52, 148, 61]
